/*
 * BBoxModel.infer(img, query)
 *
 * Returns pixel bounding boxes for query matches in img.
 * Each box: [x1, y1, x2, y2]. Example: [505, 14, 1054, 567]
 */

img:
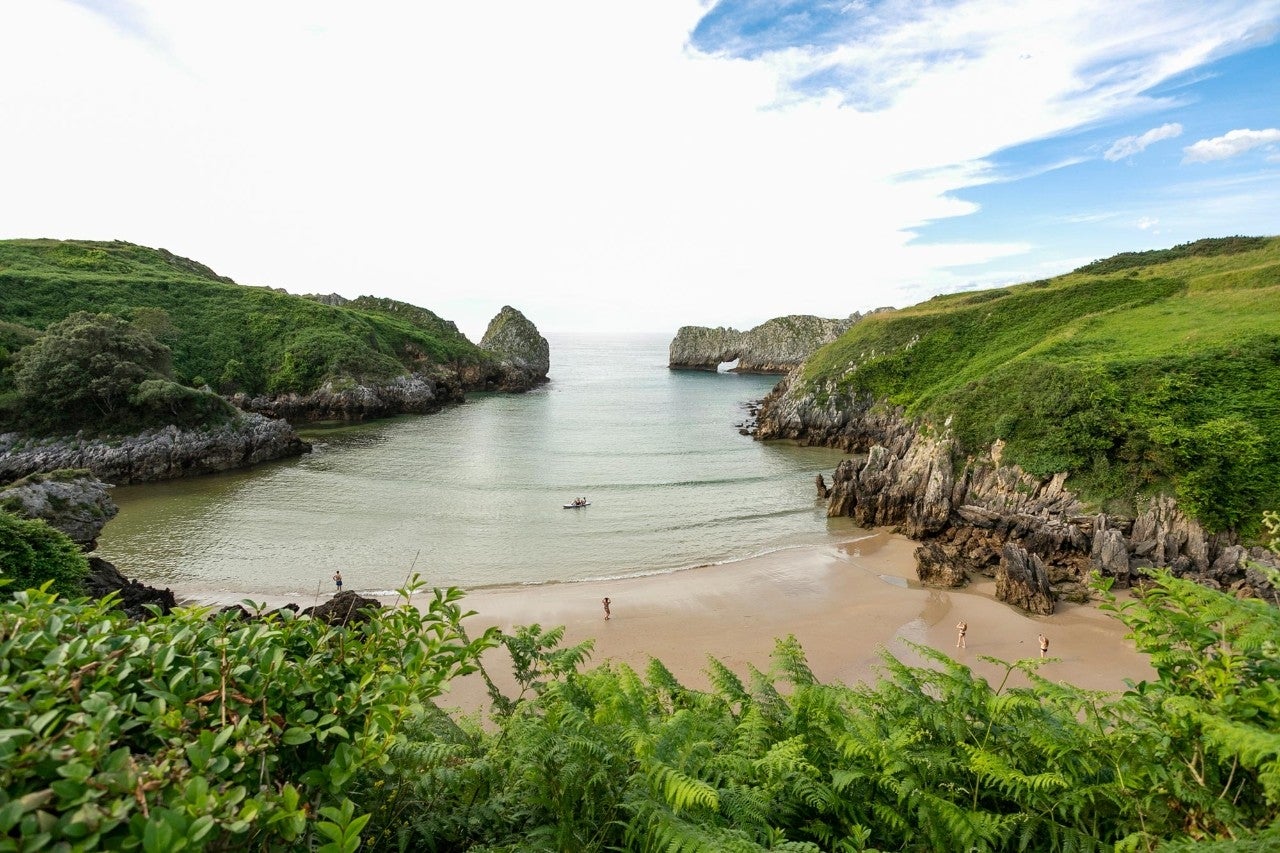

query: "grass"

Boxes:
[0, 239, 491, 399]
[799, 235, 1280, 533]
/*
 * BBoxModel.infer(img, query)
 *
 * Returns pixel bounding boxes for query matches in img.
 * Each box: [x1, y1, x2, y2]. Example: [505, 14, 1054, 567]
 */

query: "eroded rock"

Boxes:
[0, 470, 117, 550]
[0, 413, 310, 484]
[479, 305, 550, 391]
[996, 544, 1055, 615]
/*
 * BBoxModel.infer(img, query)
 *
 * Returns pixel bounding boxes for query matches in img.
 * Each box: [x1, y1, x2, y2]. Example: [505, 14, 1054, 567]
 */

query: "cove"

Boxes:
[96, 334, 856, 599]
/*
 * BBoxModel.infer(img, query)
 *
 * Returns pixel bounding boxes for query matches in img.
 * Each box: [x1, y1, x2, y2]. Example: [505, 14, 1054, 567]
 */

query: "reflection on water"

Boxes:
[98, 334, 856, 597]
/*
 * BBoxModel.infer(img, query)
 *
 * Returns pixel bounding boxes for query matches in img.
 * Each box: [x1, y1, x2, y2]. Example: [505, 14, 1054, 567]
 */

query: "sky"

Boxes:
[2, 1, 1278, 341]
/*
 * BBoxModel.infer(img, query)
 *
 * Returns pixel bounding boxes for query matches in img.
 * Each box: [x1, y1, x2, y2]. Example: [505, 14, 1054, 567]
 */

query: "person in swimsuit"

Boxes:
[956, 620, 967, 648]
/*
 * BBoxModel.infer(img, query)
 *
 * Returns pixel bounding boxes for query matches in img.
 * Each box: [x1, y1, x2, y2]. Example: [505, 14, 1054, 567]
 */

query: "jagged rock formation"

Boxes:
[231, 373, 465, 422]
[303, 590, 382, 627]
[669, 314, 860, 373]
[83, 557, 177, 620]
[996, 544, 1056, 615]
[757, 374, 1280, 611]
[479, 306, 550, 391]
[0, 413, 310, 484]
[0, 470, 118, 550]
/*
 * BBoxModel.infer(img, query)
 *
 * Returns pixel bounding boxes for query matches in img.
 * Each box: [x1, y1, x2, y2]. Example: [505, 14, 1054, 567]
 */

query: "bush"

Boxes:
[129, 379, 236, 427]
[0, 510, 89, 599]
[0, 580, 496, 850]
[11, 312, 171, 429]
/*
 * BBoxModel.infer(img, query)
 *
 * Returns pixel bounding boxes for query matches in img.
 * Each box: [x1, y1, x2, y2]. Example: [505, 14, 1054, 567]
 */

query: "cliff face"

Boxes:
[479, 306, 550, 391]
[0, 413, 310, 485]
[0, 470, 118, 550]
[669, 314, 858, 373]
[230, 373, 465, 421]
[757, 374, 1279, 612]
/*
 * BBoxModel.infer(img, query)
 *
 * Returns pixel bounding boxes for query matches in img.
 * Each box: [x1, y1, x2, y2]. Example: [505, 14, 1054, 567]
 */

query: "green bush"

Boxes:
[129, 379, 236, 427]
[0, 511, 89, 599]
[11, 311, 171, 430]
[0, 580, 496, 851]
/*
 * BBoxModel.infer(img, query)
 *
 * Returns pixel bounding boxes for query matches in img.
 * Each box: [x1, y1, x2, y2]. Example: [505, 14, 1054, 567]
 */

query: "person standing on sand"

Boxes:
[1038, 633, 1049, 658]
[602, 596, 611, 620]
[333, 571, 343, 592]
[956, 620, 967, 648]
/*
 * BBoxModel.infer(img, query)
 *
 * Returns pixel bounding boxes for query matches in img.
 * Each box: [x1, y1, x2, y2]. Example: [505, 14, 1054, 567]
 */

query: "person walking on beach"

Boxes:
[333, 571, 343, 592]
[602, 596, 611, 621]
[1038, 633, 1049, 658]
[956, 620, 967, 648]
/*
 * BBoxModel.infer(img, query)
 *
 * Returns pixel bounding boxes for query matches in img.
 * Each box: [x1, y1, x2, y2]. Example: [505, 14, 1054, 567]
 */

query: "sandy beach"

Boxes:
[433, 529, 1154, 715]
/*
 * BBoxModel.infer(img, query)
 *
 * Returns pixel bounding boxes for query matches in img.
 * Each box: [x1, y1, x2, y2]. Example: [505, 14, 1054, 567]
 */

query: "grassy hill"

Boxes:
[0, 239, 490, 406]
[800, 236, 1280, 532]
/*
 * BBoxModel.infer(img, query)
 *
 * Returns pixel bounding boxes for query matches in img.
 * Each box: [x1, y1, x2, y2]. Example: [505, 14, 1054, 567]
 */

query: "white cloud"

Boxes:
[1105, 123, 1183, 161]
[1136, 217, 1160, 230]
[1183, 128, 1280, 163]
[0, 1, 1277, 337]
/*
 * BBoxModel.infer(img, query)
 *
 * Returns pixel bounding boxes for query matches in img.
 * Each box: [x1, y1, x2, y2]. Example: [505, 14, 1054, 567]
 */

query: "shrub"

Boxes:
[11, 311, 171, 428]
[0, 580, 496, 850]
[0, 510, 89, 599]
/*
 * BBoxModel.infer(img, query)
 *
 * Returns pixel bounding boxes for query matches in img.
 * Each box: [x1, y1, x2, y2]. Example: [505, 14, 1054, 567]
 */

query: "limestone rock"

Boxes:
[669, 315, 857, 373]
[915, 542, 967, 587]
[303, 590, 382, 627]
[83, 556, 177, 620]
[815, 473, 829, 499]
[0, 470, 118, 551]
[0, 413, 310, 484]
[996, 544, 1055, 615]
[1093, 525, 1131, 588]
[231, 373, 464, 421]
[479, 306, 550, 391]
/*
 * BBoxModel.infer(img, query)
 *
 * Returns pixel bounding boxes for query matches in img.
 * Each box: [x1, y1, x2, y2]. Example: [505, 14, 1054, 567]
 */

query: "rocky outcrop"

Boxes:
[915, 541, 967, 588]
[303, 590, 382, 627]
[758, 373, 1280, 610]
[83, 556, 177, 620]
[479, 306, 550, 391]
[996, 544, 1055, 615]
[231, 373, 465, 421]
[0, 413, 310, 484]
[0, 470, 118, 550]
[669, 314, 860, 373]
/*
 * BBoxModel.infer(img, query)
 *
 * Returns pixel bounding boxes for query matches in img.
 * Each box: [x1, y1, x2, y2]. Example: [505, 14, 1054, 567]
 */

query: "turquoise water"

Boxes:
[96, 334, 856, 597]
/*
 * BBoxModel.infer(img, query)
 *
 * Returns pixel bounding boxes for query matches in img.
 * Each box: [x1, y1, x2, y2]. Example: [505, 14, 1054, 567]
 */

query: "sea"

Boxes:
[95, 334, 858, 599]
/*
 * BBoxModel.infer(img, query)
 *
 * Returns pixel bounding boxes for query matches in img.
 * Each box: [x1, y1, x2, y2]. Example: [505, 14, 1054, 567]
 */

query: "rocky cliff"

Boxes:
[230, 373, 466, 421]
[479, 306, 550, 391]
[0, 469, 118, 550]
[757, 374, 1279, 613]
[669, 314, 861, 373]
[0, 413, 310, 485]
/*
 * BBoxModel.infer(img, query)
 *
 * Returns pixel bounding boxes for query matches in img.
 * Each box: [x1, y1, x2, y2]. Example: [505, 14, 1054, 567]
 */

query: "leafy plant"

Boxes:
[0, 510, 89, 599]
[0, 577, 496, 850]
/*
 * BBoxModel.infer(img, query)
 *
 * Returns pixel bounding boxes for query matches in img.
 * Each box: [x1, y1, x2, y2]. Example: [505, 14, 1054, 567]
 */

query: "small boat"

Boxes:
[563, 501, 591, 509]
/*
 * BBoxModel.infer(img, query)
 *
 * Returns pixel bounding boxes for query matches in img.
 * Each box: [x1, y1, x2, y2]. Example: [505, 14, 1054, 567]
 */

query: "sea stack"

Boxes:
[479, 305, 551, 391]
[668, 314, 860, 373]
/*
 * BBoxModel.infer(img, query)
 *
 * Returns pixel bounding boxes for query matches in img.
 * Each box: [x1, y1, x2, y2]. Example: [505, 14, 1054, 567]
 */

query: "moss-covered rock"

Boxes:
[479, 306, 550, 391]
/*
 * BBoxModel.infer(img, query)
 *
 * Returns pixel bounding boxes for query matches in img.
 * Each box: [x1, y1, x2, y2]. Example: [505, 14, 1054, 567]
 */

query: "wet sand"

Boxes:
[433, 530, 1154, 715]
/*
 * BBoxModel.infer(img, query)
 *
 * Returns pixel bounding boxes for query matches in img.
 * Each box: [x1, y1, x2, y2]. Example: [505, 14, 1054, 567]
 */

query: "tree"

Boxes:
[11, 311, 172, 426]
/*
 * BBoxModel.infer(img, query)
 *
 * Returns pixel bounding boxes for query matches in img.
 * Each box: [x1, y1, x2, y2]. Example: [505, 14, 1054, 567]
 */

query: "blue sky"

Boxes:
[1, 1, 1278, 336]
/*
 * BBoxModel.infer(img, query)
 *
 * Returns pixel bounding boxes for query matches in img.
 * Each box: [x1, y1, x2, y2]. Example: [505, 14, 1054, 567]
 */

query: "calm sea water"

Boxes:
[96, 334, 856, 598]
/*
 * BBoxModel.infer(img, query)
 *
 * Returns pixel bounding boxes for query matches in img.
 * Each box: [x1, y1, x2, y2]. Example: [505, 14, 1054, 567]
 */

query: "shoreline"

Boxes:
[183, 529, 1153, 715]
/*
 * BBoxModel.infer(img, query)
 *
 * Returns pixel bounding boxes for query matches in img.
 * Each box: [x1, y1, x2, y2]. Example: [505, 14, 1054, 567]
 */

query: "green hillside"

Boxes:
[801, 236, 1280, 532]
[0, 239, 489, 404]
